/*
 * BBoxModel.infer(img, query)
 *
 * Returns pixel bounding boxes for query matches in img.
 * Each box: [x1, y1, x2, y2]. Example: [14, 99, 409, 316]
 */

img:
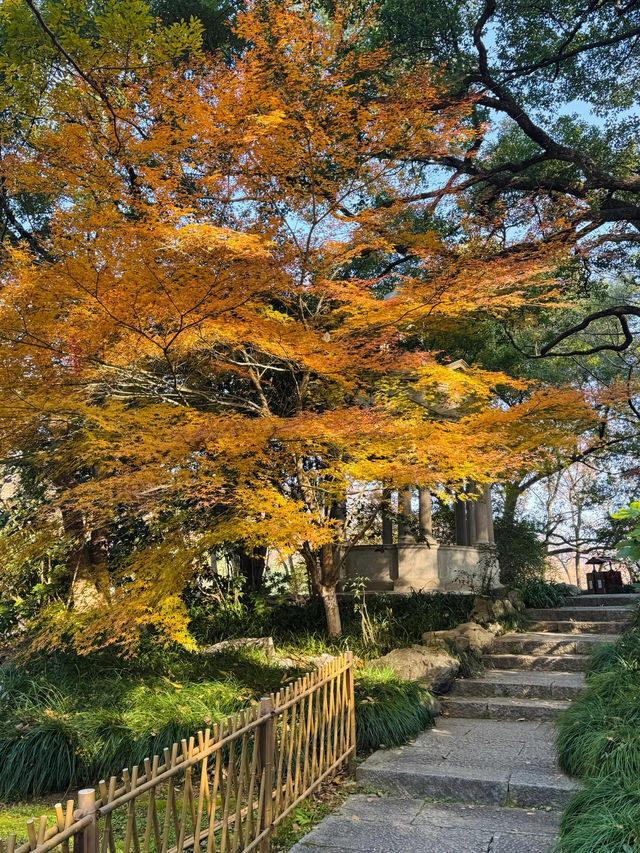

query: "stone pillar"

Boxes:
[485, 484, 495, 544]
[454, 498, 467, 545]
[398, 487, 416, 544]
[465, 500, 477, 546]
[418, 487, 433, 541]
[381, 488, 394, 545]
[473, 487, 491, 544]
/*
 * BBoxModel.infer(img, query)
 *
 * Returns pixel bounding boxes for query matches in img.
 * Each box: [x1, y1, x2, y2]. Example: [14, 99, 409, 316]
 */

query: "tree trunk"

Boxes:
[239, 546, 267, 591]
[319, 583, 341, 637]
[319, 543, 341, 636]
[61, 502, 108, 612]
[501, 483, 521, 526]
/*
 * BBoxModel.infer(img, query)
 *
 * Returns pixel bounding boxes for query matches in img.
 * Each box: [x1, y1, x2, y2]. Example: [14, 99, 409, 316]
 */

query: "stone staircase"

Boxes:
[293, 595, 639, 853]
[351, 595, 639, 845]
[439, 595, 635, 725]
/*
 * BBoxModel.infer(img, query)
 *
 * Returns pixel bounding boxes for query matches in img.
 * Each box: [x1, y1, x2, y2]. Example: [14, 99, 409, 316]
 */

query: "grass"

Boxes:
[0, 588, 478, 819]
[0, 646, 298, 801]
[518, 579, 573, 609]
[556, 668, 640, 779]
[554, 628, 640, 852]
[0, 639, 437, 803]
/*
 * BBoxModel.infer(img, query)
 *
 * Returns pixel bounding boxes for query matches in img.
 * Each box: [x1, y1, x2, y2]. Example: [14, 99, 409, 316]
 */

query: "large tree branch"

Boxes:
[505, 305, 640, 358]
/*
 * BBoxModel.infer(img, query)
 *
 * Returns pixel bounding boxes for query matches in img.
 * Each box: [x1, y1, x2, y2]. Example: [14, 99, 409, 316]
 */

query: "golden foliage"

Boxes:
[0, 0, 597, 648]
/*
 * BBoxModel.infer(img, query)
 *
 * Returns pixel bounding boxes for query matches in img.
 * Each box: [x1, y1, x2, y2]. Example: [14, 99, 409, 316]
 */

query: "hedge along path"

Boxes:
[0, 654, 356, 853]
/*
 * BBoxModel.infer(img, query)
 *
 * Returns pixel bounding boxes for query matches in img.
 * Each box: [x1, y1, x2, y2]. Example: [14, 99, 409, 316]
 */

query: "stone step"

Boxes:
[289, 796, 562, 853]
[493, 631, 618, 656]
[526, 606, 635, 622]
[528, 619, 630, 634]
[357, 718, 577, 809]
[449, 669, 586, 700]
[566, 594, 640, 607]
[485, 652, 589, 672]
[440, 695, 571, 722]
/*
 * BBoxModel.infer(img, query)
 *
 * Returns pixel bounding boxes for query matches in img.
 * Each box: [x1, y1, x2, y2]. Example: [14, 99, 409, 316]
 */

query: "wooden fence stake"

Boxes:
[345, 652, 356, 774]
[258, 696, 275, 853]
[76, 790, 98, 853]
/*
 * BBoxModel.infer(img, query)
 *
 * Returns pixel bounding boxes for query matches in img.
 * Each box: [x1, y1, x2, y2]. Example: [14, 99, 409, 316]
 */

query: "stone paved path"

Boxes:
[290, 594, 640, 853]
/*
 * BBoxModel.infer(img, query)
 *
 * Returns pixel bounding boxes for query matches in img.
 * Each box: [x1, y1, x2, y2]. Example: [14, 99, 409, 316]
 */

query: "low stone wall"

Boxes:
[341, 543, 498, 593]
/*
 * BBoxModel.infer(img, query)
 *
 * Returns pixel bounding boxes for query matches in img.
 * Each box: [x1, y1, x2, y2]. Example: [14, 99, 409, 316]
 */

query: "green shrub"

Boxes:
[354, 667, 435, 754]
[518, 578, 573, 608]
[555, 775, 640, 853]
[189, 590, 474, 659]
[494, 516, 546, 586]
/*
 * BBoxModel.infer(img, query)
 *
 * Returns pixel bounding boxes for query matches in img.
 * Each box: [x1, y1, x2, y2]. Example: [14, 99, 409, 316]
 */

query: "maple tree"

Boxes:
[0, 0, 597, 648]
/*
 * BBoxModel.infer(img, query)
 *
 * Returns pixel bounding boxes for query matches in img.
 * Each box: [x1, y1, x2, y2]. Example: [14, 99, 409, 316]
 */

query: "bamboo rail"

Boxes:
[0, 653, 355, 853]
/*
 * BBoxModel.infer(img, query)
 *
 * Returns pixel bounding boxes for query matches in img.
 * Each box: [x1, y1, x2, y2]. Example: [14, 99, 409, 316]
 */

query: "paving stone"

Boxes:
[290, 799, 560, 853]
[486, 652, 588, 671]
[528, 619, 630, 634]
[411, 800, 560, 835]
[449, 670, 585, 700]
[292, 604, 594, 852]
[508, 768, 578, 808]
[336, 796, 424, 823]
[492, 832, 557, 853]
[440, 695, 571, 721]
[357, 718, 572, 806]
[493, 632, 616, 656]
[357, 758, 510, 803]
[526, 606, 635, 622]
[288, 811, 490, 852]
[565, 594, 640, 607]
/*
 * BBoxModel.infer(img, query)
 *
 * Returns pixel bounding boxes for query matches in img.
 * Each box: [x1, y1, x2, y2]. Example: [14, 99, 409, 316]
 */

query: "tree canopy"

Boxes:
[0, 0, 615, 649]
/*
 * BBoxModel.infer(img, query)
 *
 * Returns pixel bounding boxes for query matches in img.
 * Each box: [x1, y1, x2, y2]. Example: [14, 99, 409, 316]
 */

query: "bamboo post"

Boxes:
[345, 652, 356, 773]
[258, 696, 275, 853]
[76, 790, 98, 853]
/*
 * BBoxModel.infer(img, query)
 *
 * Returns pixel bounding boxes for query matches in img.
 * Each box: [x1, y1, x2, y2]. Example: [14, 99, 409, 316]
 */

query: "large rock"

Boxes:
[422, 622, 496, 656]
[506, 589, 525, 610]
[456, 622, 495, 654]
[203, 636, 276, 658]
[370, 645, 459, 693]
[470, 595, 494, 624]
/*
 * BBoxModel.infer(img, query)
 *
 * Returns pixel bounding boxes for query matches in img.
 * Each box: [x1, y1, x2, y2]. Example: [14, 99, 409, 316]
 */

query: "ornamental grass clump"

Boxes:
[354, 667, 436, 754]
[555, 775, 640, 853]
[0, 648, 285, 800]
[556, 667, 640, 779]
[555, 628, 640, 853]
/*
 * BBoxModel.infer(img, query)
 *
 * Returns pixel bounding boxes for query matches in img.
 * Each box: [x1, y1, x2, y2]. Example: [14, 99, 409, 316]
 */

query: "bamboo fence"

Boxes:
[0, 653, 355, 853]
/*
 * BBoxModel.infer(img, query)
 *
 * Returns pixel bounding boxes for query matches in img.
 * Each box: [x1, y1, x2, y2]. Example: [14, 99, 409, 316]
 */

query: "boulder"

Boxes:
[421, 629, 457, 646]
[307, 653, 337, 669]
[456, 622, 495, 654]
[506, 589, 525, 610]
[470, 595, 494, 624]
[502, 598, 516, 616]
[203, 637, 276, 658]
[370, 645, 459, 693]
[491, 599, 506, 620]
[451, 634, 471, 654]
